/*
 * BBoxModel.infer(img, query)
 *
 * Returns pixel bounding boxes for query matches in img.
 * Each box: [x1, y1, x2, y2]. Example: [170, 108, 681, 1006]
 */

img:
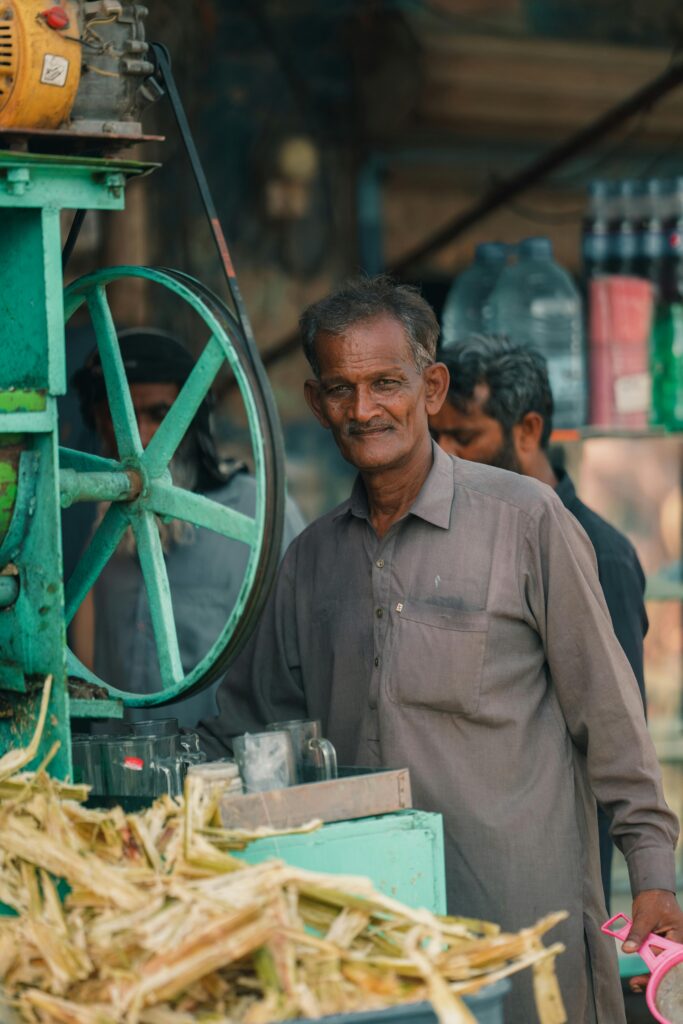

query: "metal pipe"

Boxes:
[59, 469, 141, 509]
[357, 158, 385, 276]
[391, 57, 683, 275]
[261, 56, 683, 368]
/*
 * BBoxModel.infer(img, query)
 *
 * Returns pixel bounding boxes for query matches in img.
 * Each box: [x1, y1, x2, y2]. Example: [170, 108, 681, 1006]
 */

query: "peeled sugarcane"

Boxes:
[0, 680, 568, 1024]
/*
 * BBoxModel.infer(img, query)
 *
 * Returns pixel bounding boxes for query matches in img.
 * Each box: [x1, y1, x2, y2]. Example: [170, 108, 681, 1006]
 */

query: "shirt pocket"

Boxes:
[389, 600, 489, 716]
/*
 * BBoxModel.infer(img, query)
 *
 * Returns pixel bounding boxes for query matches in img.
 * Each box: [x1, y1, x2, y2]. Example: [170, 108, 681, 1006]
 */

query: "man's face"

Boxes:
[304, 314, 447, 473]
[429, 383, 522, 473]
[94, 381, 180, 456]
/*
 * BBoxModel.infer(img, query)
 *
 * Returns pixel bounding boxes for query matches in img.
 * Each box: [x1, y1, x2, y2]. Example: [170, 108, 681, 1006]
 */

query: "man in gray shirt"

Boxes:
[198, 277, 682, 1023]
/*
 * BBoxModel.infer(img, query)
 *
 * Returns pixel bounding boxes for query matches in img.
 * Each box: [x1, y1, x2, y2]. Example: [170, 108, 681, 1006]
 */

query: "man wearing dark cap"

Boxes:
[71, 328, 306, 727]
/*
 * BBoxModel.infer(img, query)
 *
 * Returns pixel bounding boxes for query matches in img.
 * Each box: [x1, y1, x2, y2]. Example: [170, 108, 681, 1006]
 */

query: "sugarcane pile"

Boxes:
[0, 681, 568, 1024]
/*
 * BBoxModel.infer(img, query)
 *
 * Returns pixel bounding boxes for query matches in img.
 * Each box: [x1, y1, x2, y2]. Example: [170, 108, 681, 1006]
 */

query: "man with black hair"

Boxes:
[429, 334, 648, 911]
[71, 329, 306, 727]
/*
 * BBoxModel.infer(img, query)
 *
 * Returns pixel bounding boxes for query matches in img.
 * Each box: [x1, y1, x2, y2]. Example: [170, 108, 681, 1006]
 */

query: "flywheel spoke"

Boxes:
[64, 504, 129, 625]
[148, 482, 257, 547]
[142, 335, 226, 475]
[131, 512, 184, 686]
[87, 285, 142, 460]
[59, 447, 121, 473]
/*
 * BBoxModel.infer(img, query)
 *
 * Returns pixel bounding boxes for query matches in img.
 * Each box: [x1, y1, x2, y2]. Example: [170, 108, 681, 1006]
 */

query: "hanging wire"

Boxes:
[504, 199, 587, 225]
[481, 37, 683, 225]
[400, 0, 524, 36]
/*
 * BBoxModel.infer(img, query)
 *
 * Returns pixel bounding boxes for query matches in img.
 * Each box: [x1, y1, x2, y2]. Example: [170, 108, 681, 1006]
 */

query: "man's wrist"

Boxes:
[627, 847, 677, 896]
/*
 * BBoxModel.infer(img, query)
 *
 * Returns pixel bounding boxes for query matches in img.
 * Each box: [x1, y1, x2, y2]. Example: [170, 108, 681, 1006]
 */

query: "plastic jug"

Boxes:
[488, 237, 586, 428]
[441, 242, 507, 348]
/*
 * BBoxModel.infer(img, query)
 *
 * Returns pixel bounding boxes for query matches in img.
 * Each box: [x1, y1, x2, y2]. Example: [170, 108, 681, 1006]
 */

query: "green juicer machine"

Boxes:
[0, 5, 449, 935]
[0, 13, 285, 782]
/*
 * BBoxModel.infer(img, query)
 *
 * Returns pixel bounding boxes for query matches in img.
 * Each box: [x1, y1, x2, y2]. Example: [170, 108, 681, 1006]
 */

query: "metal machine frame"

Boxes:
[0, 150, 284, 779]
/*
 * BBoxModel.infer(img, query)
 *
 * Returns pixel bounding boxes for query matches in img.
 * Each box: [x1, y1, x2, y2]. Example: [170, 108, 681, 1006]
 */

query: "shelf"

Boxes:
[645, 576, 683, 602]
[651, 737, 683, 764]
[551, 426, 674, 442]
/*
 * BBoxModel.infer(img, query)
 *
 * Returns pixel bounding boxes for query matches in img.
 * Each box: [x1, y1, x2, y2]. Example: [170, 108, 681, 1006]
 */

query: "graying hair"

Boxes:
[299, 275, 439, 376]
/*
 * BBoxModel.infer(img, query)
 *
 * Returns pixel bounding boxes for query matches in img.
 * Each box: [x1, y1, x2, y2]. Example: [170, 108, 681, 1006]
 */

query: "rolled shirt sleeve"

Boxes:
[520, 494, 678, 895]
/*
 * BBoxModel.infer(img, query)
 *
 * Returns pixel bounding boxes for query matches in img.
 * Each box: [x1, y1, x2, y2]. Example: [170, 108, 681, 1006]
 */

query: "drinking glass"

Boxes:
[233, 731, 296, 793]
[132, 721, 205, 794]
[187, 758, 243, 796]
[131, 718, 180, 738]
[266, 719, 337, 783]
[71, 735, 105, 795]
[100, 736, 174, 808]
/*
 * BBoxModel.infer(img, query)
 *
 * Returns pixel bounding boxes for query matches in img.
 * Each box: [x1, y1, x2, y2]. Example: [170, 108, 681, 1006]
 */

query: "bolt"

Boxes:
[104, 172, 124, 198]
[5, 167, 30, 197]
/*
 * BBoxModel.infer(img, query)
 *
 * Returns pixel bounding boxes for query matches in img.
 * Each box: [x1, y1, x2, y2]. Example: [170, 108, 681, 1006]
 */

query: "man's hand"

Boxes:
[623, 889, 683, 993]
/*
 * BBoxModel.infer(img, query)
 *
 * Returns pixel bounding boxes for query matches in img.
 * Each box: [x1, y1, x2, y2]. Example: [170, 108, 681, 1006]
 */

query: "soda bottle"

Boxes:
[663, 176, 683, 304]
[607, 180, 641, 276]
[651, 178, 683, 428]
[635, 178, 667, 296]
[582, 180, 612, 281]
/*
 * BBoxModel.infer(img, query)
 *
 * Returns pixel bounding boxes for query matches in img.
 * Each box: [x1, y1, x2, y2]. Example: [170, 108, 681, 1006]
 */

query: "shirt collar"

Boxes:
[553, 466, 577, 505]
[333, 440, 454, 530]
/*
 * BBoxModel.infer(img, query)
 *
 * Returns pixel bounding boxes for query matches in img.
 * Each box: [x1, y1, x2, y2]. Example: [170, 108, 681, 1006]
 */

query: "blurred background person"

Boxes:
[71, 328, 306, 727]
[429, 334, 648, 912]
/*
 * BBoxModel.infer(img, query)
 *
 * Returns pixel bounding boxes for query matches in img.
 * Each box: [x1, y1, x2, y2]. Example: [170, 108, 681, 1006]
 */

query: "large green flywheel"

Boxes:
[60, 266, 285, 705]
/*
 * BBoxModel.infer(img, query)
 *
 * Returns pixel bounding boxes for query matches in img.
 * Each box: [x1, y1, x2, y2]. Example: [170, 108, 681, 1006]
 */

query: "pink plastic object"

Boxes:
[589, 276, 654, 428]
[602, 913, 683, 1023]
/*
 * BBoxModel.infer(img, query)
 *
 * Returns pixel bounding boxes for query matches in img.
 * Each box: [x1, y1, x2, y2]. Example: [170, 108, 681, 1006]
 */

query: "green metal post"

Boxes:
[0, 153, 152, 777]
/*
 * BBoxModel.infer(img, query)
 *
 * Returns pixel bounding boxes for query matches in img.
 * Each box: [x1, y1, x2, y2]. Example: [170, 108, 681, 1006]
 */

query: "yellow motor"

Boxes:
[0, 0, 81, 130]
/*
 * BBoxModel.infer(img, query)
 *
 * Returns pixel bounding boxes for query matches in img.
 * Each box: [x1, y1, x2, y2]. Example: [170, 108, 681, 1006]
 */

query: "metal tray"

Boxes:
[286, 984, 510, 1024]
[219, 766, 412, 830]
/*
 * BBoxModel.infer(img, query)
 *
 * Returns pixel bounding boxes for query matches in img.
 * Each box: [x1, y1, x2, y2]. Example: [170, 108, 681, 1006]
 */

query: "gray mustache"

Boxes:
[347, 422, 393, 436]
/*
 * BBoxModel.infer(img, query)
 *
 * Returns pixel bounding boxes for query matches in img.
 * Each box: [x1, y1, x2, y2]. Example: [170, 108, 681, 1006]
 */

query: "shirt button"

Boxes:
[376, 608, 383, 619]
[374, 656, 380, 666]
[376, 559, 385, 568]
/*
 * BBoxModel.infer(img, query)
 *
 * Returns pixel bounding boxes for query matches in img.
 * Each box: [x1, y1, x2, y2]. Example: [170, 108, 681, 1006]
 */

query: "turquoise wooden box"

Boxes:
[235, 810, 447, 914]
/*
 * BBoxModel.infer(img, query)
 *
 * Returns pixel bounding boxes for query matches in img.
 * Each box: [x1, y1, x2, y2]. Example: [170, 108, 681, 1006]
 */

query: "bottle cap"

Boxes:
[474, 242, 507, 263]
[587, 180, 610, 199]
[644, 178, 666, 197]
[620, 179, 640, 197]
[518, 237, 553, 260]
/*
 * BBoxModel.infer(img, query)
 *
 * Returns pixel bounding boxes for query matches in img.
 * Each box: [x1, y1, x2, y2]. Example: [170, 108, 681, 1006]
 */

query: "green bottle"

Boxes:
[651, 303, 683, 429]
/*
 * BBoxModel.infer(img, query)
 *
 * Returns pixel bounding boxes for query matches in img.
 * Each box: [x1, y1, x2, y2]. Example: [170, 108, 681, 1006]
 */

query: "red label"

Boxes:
[123, 756, 144, 771]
